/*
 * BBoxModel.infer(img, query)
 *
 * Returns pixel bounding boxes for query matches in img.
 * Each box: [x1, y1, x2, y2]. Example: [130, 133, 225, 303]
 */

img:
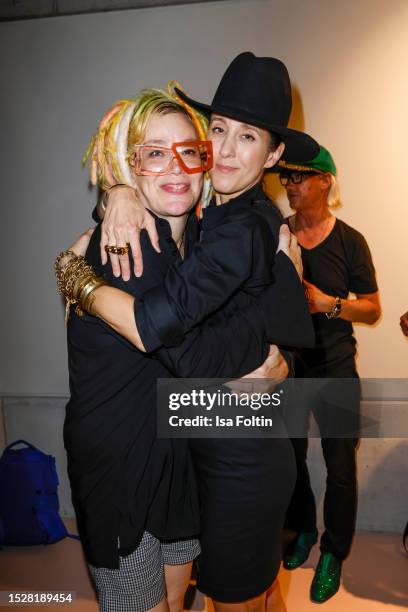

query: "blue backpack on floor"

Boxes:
[0, 440, 79, 546]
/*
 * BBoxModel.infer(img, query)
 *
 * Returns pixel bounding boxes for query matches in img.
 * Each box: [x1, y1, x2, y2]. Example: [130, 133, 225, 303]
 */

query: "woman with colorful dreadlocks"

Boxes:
[57, 54, 318, 612]
[62, 89, 207, 612]
[58, 85, 305, 612]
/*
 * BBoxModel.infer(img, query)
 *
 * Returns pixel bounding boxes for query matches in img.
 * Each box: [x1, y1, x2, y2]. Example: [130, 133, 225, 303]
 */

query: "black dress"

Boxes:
[136, 184, 313, 602]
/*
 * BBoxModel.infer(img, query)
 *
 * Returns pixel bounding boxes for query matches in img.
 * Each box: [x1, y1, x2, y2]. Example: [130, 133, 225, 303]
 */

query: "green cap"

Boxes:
[277, 145, 336, 176]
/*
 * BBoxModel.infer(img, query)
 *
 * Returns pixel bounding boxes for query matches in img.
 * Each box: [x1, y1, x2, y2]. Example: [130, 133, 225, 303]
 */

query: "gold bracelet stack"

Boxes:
[54, 250, 107, 322]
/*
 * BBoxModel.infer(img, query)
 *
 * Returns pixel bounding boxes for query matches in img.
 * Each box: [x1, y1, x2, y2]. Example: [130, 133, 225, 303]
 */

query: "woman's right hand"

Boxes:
[100, 185, 160, 280]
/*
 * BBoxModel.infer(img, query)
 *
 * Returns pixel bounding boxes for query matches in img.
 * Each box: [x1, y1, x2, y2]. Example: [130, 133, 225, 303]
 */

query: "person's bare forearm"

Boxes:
[92, 286, 146, 351]
[339, 297, 381, 324]
[304, 279, 381, 325]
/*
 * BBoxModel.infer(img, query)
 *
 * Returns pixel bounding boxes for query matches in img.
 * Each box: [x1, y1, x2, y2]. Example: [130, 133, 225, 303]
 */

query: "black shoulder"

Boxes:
[251, 199, 282, 246]
[336, 218, 370, 247]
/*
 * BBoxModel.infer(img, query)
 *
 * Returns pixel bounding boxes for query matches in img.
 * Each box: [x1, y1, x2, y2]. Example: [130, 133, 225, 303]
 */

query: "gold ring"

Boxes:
[104, 244, 130, 255]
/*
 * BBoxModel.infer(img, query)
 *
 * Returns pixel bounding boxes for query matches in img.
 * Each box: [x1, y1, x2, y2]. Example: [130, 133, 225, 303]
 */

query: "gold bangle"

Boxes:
[54, 250, 77, 275]
[78, 277, 107, 315]
[54, 251, 104, 322]
[78, 283, 96, 314]
[70, 273, 94, 316]
[55, 256, 94, 301]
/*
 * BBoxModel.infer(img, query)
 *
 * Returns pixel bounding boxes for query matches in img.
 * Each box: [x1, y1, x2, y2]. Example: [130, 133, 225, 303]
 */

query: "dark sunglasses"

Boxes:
[279, 171, 321, 186]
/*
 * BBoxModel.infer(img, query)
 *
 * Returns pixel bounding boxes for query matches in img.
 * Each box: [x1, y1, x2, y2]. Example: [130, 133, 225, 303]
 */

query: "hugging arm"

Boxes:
[157, 300, 271, 379]
[95, 233, 272, 377]
[137, 234, 314, 354]
[80, 220, 257, 353]
[93, 225, 279, 379]
[58, 229, 299, 380]
[96, 186, 313, 351]
[155, 252, 315, 378]
[59, 224, 313, 356]
[136, 213, 277, 351]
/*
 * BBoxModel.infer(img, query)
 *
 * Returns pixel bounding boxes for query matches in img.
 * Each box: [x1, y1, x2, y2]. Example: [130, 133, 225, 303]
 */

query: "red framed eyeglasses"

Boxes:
[130, 140, 213, 176]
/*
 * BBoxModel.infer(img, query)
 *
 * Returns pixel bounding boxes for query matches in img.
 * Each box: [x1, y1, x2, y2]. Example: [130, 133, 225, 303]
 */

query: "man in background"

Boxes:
[277, 146, 381, 603]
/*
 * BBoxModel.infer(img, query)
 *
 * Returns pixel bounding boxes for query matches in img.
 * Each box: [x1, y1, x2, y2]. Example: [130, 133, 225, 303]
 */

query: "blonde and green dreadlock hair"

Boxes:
[83, 85, 211, 210]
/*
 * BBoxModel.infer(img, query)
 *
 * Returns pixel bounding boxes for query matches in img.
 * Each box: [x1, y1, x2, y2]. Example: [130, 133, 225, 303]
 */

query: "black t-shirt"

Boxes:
[294, 218, 378, 375]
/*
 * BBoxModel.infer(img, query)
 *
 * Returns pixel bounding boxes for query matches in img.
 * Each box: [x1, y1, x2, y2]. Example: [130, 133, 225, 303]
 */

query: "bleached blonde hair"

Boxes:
[327, 173, 341, 209]
[82, 85, 209, 191]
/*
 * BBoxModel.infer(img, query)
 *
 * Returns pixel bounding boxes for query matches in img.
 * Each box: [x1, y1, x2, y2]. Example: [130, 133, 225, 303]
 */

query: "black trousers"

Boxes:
[285, 371, 360, 560]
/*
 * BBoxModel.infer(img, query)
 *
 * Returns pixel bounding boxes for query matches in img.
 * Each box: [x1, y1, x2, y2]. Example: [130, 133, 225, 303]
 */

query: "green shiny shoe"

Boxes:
[283, 530, 318, 570]
[310, 552, 342, 603]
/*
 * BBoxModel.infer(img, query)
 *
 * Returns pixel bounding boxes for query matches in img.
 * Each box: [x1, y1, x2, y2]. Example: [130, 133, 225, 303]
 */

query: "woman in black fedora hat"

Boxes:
[56, 53, 318, 611]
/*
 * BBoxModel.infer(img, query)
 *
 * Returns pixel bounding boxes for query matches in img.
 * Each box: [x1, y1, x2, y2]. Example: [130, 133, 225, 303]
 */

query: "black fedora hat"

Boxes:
[175, 52, 319, 162]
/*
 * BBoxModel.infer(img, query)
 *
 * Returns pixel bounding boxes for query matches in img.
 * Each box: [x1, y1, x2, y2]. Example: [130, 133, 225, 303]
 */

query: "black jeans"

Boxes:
[285, 372, 360, 560]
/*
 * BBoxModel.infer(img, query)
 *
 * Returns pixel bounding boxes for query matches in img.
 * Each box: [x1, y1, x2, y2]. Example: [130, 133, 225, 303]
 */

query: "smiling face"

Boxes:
[133, 111, 203, 219]
[207, 114, 285, 203]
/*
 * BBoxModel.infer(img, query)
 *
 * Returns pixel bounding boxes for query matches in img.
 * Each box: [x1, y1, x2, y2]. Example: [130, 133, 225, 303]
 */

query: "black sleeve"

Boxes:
[256, 252, 315, 348]
[136, 215, 273, 351]
[155, 301, 270, 378]
[155, 252, 315, 379]
[91, 227, 269, 378]
[138, 247, 314, 357]
[86, 223, 271, 376]
[348, 229, 378, 294]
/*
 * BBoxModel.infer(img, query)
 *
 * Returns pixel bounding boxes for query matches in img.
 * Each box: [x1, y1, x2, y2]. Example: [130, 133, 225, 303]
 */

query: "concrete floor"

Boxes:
[0, 528, 407, 611]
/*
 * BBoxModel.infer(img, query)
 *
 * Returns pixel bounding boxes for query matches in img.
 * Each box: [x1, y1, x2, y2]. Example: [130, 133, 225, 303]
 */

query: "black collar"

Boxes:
[203, 183, 267, 230]
[146, 208, 198, 255]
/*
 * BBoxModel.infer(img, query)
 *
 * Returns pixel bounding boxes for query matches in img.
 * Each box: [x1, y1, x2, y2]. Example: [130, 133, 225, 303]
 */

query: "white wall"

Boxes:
[1, 0, 407, 395]
[2, 394, 407, 530]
